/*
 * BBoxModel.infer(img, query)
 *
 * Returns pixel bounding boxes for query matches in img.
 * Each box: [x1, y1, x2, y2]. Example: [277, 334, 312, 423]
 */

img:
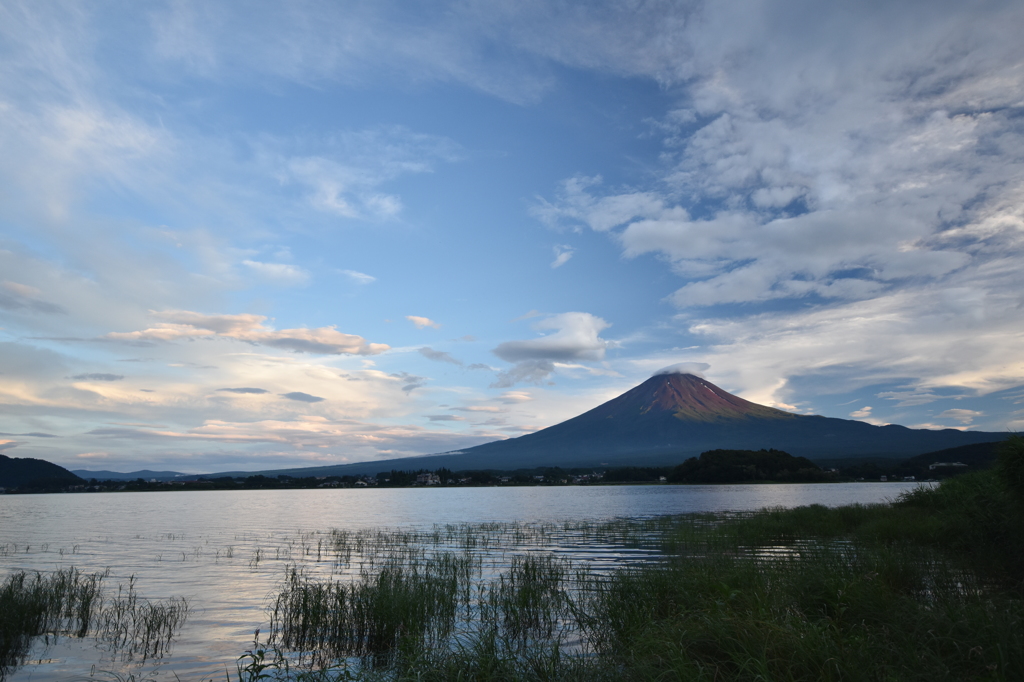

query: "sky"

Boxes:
[1, 0, 1023, 475]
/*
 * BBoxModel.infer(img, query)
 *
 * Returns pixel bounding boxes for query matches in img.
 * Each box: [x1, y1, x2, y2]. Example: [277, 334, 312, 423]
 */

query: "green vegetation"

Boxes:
[0, 569, 189, 680]
[239, 436, 1024, 681]
[0, 567, 104, 677]
[668, 448, 828, 483]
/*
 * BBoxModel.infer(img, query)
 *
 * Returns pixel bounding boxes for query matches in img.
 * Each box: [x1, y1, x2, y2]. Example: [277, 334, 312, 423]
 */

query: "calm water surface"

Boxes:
[0, 483, 922, 680]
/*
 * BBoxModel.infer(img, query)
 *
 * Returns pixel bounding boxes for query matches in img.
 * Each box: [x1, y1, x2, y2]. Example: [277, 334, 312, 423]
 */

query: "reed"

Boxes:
[254, 457, 1023, 681]
[269, 552, 475, 668]
[0, 567, 105, 678]
[0, 568, 188, 680]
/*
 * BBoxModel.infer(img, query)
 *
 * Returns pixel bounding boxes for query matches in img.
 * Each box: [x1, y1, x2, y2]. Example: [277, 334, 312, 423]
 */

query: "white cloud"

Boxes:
[494, 312, 612, 363]
[655, 362, 708, 378]
[105, 310, 389, 355]
[406, 315, 440, 329]
[452, 406, 501, 413]
[849, 406, 872, 419]
[340, 270, 376, 285]
[528, 1, 1024, 413]
[492, 312, 614, 387]
[242, 260, 310, 286]
[276, 126, 461, 220]
[550, 244, 574, 268]
[936, 408, 983, 425]
[498, 391, 532, 403]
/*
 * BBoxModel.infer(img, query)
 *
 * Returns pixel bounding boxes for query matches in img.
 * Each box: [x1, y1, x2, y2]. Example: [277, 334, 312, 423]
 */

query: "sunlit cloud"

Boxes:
[406, 316, 440, 329]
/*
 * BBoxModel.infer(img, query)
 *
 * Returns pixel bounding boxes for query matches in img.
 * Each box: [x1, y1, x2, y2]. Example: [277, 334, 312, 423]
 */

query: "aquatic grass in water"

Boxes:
[269, 552, 477, 668]
[0, 567, 105, 677]
[257, 488, 1023, 681]
[0, 568, 189, 680]
[98, 575, 190, 663]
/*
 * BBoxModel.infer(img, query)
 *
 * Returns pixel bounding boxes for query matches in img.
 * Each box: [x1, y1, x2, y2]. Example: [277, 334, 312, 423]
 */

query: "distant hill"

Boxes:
[202, 372, 1007, 478]
[668, 449, 826, 483]
[823, 440, 1004, 482]
[72, 469, 191, 482]
[0, 454, 83, 489]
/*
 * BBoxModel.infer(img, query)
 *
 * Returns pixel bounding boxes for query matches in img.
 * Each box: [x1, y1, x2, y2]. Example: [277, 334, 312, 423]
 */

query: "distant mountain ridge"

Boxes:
[72, 469, 191, 482]
[203, 372, 1007, 478]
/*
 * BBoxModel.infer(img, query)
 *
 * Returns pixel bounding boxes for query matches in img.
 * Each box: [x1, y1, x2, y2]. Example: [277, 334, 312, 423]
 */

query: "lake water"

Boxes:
[0, 482, 922, 680]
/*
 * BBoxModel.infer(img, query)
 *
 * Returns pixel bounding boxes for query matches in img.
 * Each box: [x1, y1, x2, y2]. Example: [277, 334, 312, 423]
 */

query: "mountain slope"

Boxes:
[204, 372, 1007, 477]
[440, 372, 1004, 468]
[0, 454, 84, 489]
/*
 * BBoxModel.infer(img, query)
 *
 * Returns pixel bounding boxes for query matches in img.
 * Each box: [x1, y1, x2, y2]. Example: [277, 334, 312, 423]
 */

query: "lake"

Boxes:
[0, 482, 922, 680]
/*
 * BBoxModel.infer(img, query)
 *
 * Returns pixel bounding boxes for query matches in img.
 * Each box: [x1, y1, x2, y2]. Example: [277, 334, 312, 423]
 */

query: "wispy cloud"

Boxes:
[104, 310, 389, 355]
[406, 316, 440, 330]
[340, 270, 376, 285]
[281, 391, 325, 403]
[71, 373, 124, 382]
[419, 347, 462, 365]
[550, 244, 573, 268]
[242, 260, 310, 286]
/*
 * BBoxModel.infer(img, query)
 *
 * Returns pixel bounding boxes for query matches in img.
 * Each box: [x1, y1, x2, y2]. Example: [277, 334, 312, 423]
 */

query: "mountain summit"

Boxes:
[589, 372, 794, 423]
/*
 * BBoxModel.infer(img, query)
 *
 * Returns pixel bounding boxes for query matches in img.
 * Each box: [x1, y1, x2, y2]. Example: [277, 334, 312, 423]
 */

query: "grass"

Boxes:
[0, 567, 105, 677]
[247, 436, 1024, 681]
[0, 568, 189, 680]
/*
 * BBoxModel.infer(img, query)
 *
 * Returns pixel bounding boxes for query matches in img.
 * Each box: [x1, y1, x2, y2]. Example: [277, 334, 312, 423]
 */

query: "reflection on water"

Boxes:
[0, 482, 924, 679]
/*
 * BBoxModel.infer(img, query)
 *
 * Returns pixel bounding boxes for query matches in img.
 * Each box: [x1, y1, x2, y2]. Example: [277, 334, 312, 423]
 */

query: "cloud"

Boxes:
[71, 373, 124, 382]
[498, 391, 532, 403]
[550, 244, 574, 268]
[340, 270, 376, 285]
[526, 1, 1024, 412]
[654, 362, 709, 378]
[849, 406, 873, 419]
[681, 278, 1024, 411]
[281, 392, 326, 403]
[494, 312, 612, 363]
[242, 260, 310, 286]
[426, 414, 465, 422]
[419, 347, 462, 365]
[491, 359, 555, 388]
[277, 126, 462, 220]
[491, 312, 614, 387]
[407, 315, 440, 329]
[0, 281, 66, 314]
[104, 310, 389, 355]
[217, 387, 269, 394]
[452, 406, 501, 413]
[0, 432, 57, 438]
[936, 409, 983, 425]
[877, 389, 945, 407]
[390, 371, 426, 393]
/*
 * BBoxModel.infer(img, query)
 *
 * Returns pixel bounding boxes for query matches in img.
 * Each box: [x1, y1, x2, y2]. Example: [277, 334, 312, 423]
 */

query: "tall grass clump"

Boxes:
[0, 568, 105, 678]
[0, 568, 189, 680]
[269, 552, 474, 668]
[480, 554, 573, 643]
[97, 575, 190, 663]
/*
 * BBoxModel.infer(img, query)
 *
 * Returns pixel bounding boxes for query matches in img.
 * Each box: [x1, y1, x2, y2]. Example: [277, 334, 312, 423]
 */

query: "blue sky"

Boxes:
[2, 0, 1023, 474]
